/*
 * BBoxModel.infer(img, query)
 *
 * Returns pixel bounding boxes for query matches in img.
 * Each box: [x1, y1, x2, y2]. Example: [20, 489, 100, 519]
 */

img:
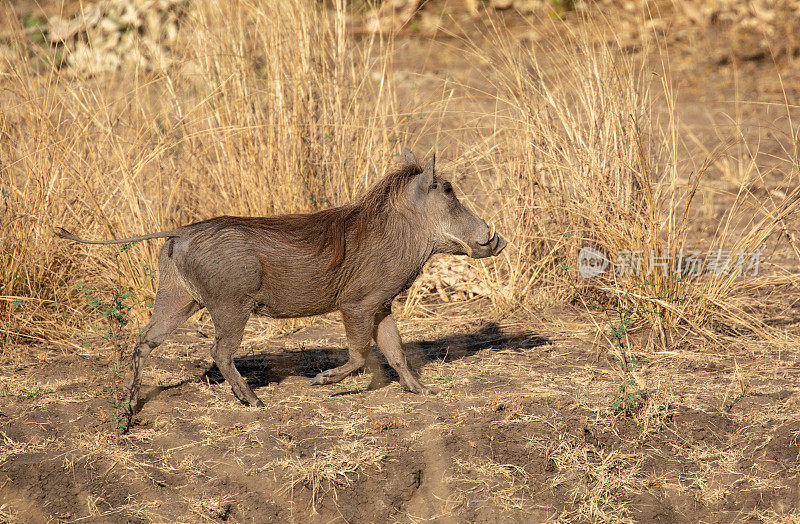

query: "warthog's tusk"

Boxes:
[444, 232, 473, 257]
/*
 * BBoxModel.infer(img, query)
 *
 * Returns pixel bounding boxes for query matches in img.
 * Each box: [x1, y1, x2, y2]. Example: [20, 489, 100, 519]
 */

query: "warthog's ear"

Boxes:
[401, 148, 417, 165]
[417, 153, 435, 191]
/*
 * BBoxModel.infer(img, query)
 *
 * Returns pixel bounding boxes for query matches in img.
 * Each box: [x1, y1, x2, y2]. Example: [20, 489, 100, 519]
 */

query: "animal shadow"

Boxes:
[201, 321, 550, 392]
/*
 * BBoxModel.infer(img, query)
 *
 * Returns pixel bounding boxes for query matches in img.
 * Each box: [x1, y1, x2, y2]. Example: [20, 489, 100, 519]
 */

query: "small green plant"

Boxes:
[73, 282, 133, 345]
[22, 13, 47, 43]
[73, 241, 143, 428]
[0, 383, 54, 400]
[113, 398, 133, 431]
[302, 181, 329, 208]
[610, 360, 647, 418]
[17, 385, 55, 400]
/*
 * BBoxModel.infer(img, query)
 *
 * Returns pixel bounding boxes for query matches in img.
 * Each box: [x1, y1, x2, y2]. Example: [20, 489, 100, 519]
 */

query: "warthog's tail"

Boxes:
[54, 227, 184, 245]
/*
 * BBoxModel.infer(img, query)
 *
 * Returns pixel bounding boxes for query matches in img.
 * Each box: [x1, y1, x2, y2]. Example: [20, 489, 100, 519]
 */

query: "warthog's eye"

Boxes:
[430, 180, 438, 190]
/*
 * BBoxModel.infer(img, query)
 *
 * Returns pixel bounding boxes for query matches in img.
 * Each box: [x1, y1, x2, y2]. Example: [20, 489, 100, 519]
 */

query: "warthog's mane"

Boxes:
[325, 159, 424, 267]
[190, 160, 424, 269]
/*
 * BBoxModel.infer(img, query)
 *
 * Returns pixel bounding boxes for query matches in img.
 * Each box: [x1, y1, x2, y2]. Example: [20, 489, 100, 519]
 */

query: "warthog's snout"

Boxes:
[472, 221, 507, 258]
[445, 207, 507, 259]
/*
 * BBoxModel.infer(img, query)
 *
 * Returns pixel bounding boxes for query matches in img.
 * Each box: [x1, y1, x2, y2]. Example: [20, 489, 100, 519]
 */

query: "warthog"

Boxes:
[57, 150, 506, 424]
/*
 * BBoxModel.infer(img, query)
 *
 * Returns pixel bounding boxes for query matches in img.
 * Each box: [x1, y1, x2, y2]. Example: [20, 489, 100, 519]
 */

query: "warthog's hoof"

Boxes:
[254, 399, 265, 408]
[311, 367, 353, 385]
[311, 371, 332, 385]
[402, 380, 437, 396]
[411, 386, 438, 396]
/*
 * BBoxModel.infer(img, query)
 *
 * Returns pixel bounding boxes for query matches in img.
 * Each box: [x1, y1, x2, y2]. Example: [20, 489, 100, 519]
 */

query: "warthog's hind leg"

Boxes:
[208, 307, 265, 408]
[123, 290, 200, 428]
[311, 309, 372, 386]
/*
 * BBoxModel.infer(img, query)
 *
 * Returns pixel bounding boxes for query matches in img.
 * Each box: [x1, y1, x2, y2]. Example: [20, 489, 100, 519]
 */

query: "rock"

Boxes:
[489, 0, 514, 9]
[27, 0, 188, 75]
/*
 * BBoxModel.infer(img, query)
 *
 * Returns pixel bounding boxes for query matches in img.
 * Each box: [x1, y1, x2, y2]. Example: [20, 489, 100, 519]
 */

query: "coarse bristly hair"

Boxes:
[324, 159, 424, 268]
[187, 159, 425, 269]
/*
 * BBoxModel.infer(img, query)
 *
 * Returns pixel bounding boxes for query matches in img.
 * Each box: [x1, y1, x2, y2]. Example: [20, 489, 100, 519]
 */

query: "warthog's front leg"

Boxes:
[311, 308, 372, 385]
[373, 311, 434, 395]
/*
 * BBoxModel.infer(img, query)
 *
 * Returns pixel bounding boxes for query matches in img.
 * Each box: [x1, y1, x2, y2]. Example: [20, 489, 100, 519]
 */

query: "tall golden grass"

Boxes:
[1, 0, 407, 351]
[2, 2, 799, 357]
[467, 17, 800, 343]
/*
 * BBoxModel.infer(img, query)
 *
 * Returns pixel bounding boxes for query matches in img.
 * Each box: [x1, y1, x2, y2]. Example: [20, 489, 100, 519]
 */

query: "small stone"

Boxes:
[489, 0, 514, 9]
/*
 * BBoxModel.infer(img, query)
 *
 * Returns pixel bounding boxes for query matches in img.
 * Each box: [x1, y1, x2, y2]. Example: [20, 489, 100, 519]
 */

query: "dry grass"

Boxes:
[449, 457, 531, 511]
[0, 430, 57, 463]
[460, 15, 800, 343]
[270, 438, 387, 511]
[2, 2, 800, 521]
[1, 0, 408, 352]
[1, 315, 798, 520]
[4, 1, 800, 357]
[548, 440, 644, 523]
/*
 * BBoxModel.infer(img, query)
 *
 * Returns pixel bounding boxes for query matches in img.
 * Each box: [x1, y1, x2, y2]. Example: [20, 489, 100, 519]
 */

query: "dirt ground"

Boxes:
[2, 308, 799, 522]
[2, 1, 800, 523]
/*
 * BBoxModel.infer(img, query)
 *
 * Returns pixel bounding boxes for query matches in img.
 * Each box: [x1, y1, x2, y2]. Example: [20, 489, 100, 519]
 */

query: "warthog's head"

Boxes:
[401, 149, 507, 259]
